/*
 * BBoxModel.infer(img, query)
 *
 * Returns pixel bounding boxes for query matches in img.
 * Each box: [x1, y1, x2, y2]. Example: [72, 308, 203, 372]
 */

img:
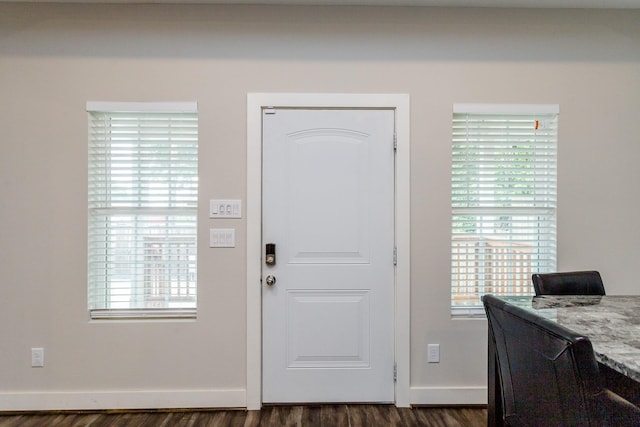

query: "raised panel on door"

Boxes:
[287, 130, 370, 264]
[286, 290, 370, 368]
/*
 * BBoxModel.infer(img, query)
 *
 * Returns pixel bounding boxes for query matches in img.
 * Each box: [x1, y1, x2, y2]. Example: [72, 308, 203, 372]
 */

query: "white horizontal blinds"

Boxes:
[451, 106, 558, 311]
[88, 104, 198, 318]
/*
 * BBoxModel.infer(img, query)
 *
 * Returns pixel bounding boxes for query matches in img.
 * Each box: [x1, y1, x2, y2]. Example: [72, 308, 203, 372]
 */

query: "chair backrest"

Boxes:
[483, 294, 603, 427]
[532, 271, 605, 296]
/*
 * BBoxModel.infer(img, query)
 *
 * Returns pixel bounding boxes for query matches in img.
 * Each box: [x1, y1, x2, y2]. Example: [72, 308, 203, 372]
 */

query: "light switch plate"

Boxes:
[210, 199, 242, 219]
[210, 228, 235, 248]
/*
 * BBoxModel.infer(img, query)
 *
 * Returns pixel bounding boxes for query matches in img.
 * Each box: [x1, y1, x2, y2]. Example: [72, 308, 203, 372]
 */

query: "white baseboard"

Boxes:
[0, 389, 246, 411]
[410, 386, 487, 406]
[0, 387, 484, 411]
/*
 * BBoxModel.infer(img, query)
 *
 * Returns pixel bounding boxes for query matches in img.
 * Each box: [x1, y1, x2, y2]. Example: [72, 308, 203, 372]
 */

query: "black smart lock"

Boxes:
[265, 243, 276, 265]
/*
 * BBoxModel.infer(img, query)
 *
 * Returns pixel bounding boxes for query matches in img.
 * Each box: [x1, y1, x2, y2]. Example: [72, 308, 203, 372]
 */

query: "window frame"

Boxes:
[87, 101, 199, 320]
[451, 104, 558, 317]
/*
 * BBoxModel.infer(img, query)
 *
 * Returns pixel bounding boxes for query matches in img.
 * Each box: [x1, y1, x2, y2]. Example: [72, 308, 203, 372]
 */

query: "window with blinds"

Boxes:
[451, 104, 558, 315]
[87, 102, 198, 319]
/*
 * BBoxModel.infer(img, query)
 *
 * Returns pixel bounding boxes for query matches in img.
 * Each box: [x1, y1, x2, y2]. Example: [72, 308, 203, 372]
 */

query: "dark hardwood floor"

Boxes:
[0, 405, 486, 426]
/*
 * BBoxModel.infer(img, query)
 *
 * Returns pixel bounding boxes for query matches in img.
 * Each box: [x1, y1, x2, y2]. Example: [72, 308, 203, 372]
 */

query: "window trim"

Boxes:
[90, 308, 197, 320]
[86, 101, 199, 320]
[453, 104, 559, 115]
[451, 103, 559, 317]
[86, 101, 197, 114]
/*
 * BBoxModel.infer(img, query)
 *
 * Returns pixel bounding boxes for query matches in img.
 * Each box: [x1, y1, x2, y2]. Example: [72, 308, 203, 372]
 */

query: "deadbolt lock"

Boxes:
[265, 243, 276, 265]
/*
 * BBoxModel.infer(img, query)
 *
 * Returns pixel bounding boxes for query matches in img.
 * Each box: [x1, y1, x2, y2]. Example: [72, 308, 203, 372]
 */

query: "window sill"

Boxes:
[89, 308, 197, 320]
[451, 308, 487, 319]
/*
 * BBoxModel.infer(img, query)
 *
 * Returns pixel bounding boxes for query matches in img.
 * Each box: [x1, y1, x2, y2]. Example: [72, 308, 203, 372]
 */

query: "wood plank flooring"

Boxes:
[0, 405, 487, 426]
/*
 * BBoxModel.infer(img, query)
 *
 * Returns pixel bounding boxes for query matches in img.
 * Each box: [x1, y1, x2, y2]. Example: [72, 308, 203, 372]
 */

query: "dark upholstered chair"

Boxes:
[532, 271, 605, 296]
[483, 294, 640, 426]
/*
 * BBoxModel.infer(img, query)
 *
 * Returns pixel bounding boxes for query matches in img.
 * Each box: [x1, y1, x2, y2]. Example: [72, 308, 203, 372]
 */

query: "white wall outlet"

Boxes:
[209, 199, 242, 219]
[427, 343, 440, 363]
[31, 347, 44, 367]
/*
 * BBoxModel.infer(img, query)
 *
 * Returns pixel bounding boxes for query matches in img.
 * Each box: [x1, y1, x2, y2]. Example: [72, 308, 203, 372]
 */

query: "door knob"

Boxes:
[265, 275, 277, 286]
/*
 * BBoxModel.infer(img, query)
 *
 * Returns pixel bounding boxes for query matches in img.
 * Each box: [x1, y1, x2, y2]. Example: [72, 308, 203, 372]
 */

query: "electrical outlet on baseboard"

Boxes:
[31, 347, 44, 367]
[427, 343, 440, 363]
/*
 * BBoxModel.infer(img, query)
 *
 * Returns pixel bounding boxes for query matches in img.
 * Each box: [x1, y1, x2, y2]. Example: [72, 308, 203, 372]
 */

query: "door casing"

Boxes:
[246, 93, 411, 409]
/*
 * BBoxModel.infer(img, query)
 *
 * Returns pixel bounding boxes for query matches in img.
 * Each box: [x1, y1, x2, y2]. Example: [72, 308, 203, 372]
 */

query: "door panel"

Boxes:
[286, 290, 370, 368]
[262, 108, 395, 403]
[287, 131, 370, 264]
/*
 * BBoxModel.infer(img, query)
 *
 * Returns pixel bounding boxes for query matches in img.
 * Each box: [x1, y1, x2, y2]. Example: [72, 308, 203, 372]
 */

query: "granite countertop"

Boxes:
[510, 295, 640, 382]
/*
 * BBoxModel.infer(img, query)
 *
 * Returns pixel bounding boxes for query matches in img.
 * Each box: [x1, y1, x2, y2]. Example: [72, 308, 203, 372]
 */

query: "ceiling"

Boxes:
[3, 0, 640, 7]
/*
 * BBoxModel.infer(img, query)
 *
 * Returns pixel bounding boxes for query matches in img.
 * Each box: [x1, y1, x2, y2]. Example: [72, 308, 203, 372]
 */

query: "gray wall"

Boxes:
[1, 2, 639, 409]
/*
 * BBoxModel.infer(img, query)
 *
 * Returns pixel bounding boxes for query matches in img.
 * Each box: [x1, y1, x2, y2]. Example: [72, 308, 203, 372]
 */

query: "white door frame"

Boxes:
[246, 93, 410, 409]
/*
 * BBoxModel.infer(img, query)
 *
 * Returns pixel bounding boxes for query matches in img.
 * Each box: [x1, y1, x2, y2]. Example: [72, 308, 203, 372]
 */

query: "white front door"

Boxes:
[262, 108, 395, 403]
